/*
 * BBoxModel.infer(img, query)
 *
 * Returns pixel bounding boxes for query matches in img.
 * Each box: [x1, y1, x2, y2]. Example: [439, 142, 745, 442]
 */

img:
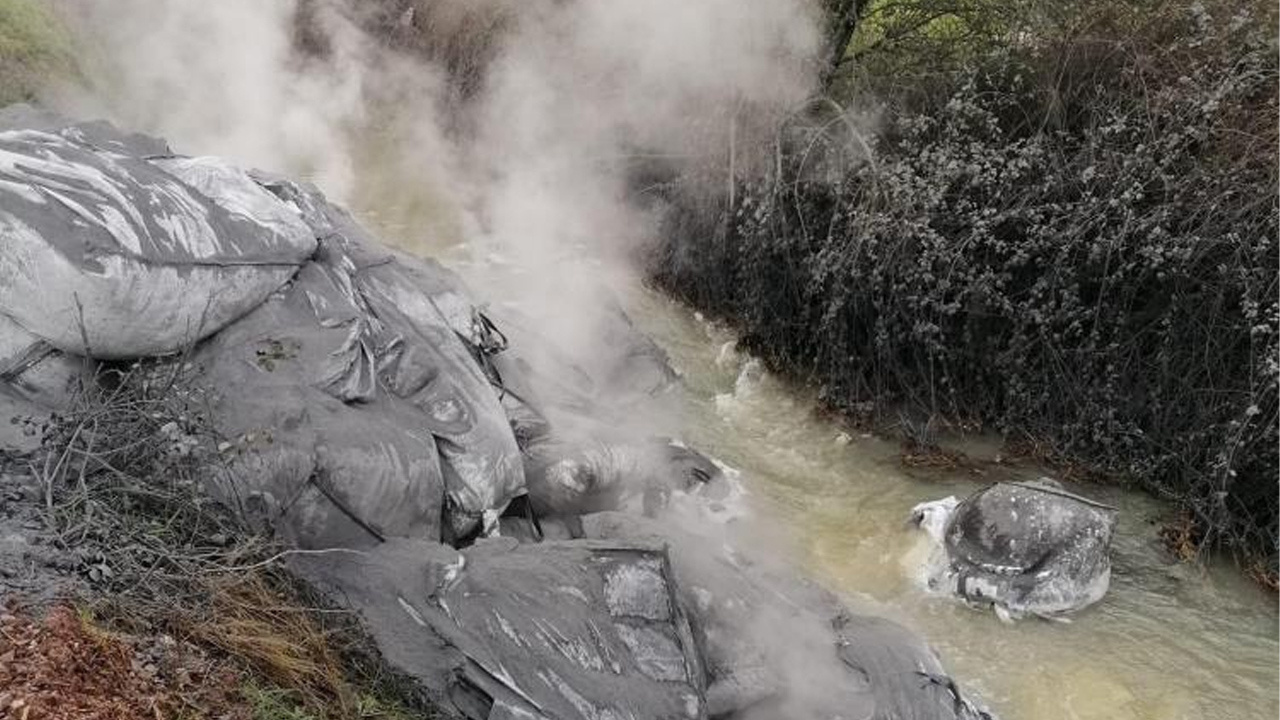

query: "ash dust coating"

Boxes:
[32, 1, 1280, 720]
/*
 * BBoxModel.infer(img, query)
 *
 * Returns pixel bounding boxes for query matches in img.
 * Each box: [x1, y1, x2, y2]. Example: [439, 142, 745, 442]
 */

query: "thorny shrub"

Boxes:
[652, 2, 1278, 572]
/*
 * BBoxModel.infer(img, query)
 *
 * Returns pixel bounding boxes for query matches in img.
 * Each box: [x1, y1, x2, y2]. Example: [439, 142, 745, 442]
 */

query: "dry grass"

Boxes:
[898, 442, 969, 470]
[23, 358, 441, 719]
[0, 603, 251, 720]
[181, 575, 351, 715]
[1160, 512, 1201, 564]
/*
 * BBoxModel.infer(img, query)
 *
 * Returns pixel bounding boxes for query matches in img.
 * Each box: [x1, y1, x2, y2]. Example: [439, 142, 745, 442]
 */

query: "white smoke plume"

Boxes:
[35, 2, 875, 715]
[460, 0, 821, 364]
[55, 0, 820, 440]
[42, 0, 827, 495]
[45, 0, 820, 310]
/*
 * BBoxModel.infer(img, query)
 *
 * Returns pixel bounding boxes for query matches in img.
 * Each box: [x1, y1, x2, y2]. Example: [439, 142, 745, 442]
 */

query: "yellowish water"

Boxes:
[627, 287, 1279, 720]
[354, 182, 1278, 720]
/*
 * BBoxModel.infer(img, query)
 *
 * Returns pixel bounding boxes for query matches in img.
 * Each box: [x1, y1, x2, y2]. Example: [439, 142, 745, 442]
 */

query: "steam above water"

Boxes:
[41, 6, 838, 711]
[49, 0, 819, 252]
[47, 0, 820, 409]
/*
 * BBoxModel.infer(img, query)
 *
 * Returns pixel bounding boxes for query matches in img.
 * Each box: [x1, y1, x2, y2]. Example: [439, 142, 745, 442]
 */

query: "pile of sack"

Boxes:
[0, 106, 993, 720]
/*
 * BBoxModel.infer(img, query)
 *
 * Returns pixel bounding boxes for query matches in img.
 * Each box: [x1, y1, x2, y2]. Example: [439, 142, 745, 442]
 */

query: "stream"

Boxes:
[356, 181, 1278, 720]
[29, 1, 1277, 716]
[628, 288, 1279, 720]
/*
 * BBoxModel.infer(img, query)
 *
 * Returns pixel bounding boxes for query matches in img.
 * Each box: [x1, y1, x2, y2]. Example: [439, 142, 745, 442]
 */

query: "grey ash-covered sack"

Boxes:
[0, 120, 316, 359]
[191, 178, 525, 543]
[294, 536, 708, 720]
[0, 108, 524, 541]
[911, 480, 1118, 620]
[0, 106, 313, 453]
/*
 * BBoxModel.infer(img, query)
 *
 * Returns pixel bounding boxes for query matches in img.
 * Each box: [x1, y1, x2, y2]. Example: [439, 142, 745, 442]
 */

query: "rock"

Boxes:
[910, 479, 1117, 619]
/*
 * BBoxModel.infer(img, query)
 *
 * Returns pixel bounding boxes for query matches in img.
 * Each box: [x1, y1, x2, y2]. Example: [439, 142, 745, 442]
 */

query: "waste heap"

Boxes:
[0, 105, 993, 720]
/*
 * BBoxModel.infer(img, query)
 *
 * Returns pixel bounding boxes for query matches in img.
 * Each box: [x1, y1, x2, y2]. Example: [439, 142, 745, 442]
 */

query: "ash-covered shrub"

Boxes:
[652, 2, 1278, 568]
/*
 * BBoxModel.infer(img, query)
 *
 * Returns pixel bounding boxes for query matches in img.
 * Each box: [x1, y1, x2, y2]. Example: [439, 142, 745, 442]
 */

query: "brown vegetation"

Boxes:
[0, 603, 249, 720]
[9, 359, 440, 719]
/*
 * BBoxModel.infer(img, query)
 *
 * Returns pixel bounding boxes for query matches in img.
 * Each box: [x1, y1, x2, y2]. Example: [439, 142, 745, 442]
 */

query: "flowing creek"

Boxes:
[628, 288, 1278, 720]
[355, 190, 1277, 720]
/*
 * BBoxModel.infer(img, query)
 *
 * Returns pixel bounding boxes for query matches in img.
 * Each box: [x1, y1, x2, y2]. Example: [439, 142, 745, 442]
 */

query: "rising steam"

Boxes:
[38, 4, 844, 712]
[51, 0, 822, 439]
[46, 0, 819, 294]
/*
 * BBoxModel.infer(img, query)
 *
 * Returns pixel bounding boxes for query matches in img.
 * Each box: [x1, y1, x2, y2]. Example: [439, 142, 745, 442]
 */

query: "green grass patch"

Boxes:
[242, 682, 434, 720]
[0, 0, 75, 105]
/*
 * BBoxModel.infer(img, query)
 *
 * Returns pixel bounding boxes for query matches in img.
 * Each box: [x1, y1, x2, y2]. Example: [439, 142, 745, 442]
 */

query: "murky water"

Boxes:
[354, 190, 1278, 720]
[626, 288, 1279, 720]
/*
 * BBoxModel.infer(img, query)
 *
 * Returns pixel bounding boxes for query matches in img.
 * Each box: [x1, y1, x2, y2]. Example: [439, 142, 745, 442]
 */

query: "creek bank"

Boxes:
[648, 0, 1278, 576]
[0, 109, 999, 719]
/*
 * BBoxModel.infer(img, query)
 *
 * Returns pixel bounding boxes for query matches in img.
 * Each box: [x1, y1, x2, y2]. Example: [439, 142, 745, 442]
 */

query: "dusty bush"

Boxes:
[26, 359, 441, 719]
[653, 1, 1278, 569]
[30, 359, 255, 604]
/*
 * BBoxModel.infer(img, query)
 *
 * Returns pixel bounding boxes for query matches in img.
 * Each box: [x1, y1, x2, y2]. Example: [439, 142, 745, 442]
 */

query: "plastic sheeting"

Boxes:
[292, 513, 993, 720]
[192, 177, 524, 542]
[0, 126, 315, 358]
[580, 512, 995, 720]
[945, 481, 1116, 617]
[292, 536, 707, 720]
[192, 248, 449, 549]
[913, 480, 1117, 619]
[0, 104, 171, 158]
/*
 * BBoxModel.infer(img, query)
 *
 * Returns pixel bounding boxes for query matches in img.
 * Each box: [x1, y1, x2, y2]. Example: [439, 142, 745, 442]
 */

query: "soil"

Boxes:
[0, 467, 82, 606]
[0, 461, 255, 720]
[0, 603, 251, 720]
